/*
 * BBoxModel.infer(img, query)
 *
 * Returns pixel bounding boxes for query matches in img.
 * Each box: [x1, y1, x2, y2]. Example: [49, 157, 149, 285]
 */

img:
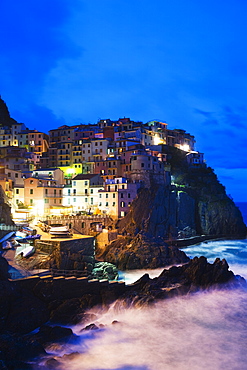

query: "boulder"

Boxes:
[102, 233, 190, 270]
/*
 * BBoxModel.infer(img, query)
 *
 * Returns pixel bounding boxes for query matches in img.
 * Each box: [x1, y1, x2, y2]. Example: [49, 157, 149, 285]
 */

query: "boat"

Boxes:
[0, 231, 16, 245]
[15, 230, 28, 239]
[49, 224, 71, 237]
[15, 244, 35, 258]
[2, 240, 12, 250]
[25, 234, 41, 240]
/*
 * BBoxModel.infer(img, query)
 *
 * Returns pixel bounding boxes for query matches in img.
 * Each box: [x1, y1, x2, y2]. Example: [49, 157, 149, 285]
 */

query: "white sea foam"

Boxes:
[38, 239, 247, 370]
[44, 288, 247, 370]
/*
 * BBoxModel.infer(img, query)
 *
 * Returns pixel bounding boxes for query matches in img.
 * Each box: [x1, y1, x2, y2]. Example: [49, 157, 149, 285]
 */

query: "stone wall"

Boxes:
[45, 215, 113, 235]
[11, 274, 126, 302]
[35, 236, 95, 273]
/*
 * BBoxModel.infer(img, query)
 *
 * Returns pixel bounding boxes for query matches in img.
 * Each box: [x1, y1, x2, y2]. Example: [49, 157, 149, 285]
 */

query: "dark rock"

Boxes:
[0, 97, 17, 127]
[102, 233, 189, 270]
[112, 320, 120, 325]
[50, 295, 100, 325]
[44, 358, 61, 369]
[32, 325, 75, 346]
[89, 261, 119, 280]
[0, 256, 10, 280]
[82, 323, 99, 331]
[0, 333, 46, 363]
[114, 167, 246, 241]
[4, 290, 50, 334]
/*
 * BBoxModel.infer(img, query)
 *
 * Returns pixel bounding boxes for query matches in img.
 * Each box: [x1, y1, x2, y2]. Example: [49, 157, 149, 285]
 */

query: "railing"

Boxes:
[43, 194, 63, 198]
[0, 224, 19, 231]
[37, 184, 64, 188]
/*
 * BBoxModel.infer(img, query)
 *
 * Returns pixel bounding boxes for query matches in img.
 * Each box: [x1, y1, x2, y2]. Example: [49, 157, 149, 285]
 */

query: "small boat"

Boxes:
[16, 244, 35, 258]
[15, 230, 28, 239]
[2, 240, 12, 250]
[0, 231, 16, 244]
[49, 225, 70, 237]
[25, 234, 41, 240]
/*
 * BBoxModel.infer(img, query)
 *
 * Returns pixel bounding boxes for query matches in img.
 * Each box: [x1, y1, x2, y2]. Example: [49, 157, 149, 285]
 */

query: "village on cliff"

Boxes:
[0, 97, 204, 225]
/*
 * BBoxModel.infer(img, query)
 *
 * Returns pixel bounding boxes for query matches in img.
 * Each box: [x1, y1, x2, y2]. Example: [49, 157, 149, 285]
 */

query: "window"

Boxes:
[73, 181, 76, 186]
[121, 193, 124, 198]
[85, 181, 88, 186]
[90, 189, 93, 194]
[15, 173, 18, 178]
[30, 189, 33, 194]
[74, 198, 76, 202]
[82, 222, 85, 228]
[106, 193, 108, 198]
[30, 180, 33, 184]
[16, 189, 19, 194]
[85, 198, 88, 202]
[99, 193, 102, 198]
[128, 193, 131, 198]
[105, 202, 108, 206]
[30, 199, 33, 205]
[44, 199, 49, 203]
[90, 198, 93, 204]
[122, 185, 125, 189]
[141, 163, 144, 167]
[113, 193, 116, 198]
[120, 201, 125, 207]
[113, 202, 115, 206]
[45, 189, 48, 195]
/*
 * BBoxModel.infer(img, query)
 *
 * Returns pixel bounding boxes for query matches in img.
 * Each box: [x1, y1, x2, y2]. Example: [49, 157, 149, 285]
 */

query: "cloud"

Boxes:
[0, 0, 82, 120]
[193, 106, 247, 171]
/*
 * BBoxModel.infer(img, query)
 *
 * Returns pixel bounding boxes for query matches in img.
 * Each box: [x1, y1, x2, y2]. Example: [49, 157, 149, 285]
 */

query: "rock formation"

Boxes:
[0, 253, 245, 368]
[100, 153, 246, 270]
[100, 233, 190, 270]
[0, 185, 14, 226]
[0, 96, 17, 127]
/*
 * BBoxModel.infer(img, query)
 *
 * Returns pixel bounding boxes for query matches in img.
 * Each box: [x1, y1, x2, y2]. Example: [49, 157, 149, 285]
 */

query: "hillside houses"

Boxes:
[0, 105, 205, 220]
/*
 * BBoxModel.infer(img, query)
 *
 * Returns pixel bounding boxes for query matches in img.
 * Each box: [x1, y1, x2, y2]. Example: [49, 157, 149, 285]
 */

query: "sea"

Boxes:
[37, 203, 247, 370]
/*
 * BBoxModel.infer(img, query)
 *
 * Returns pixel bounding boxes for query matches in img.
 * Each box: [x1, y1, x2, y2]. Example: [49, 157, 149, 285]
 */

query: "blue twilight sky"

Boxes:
[0, 0, 247, 201]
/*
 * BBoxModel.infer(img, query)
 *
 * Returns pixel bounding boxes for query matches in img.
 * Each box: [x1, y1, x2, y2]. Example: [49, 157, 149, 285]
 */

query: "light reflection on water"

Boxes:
[39, 239, 247, 370]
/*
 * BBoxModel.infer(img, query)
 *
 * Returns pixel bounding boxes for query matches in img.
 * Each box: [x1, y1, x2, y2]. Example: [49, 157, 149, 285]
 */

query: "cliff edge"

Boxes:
[101, 149, 246, 269]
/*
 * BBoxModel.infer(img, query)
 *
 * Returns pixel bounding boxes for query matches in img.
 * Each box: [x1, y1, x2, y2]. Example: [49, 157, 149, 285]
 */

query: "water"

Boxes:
[37, 238, 247, 370]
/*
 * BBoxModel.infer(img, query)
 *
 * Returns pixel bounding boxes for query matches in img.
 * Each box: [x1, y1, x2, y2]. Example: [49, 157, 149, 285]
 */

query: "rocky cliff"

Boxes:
[115, 169, 246, 239]
[0, 96, 17, 127]
[0, 186, 13, 226]
[101, 150, 246, 269]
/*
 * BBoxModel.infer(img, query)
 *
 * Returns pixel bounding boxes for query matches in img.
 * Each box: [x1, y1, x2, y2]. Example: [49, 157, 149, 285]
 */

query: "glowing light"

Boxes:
[180, 144, 190, 152]
[153, 135, 164, 145]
